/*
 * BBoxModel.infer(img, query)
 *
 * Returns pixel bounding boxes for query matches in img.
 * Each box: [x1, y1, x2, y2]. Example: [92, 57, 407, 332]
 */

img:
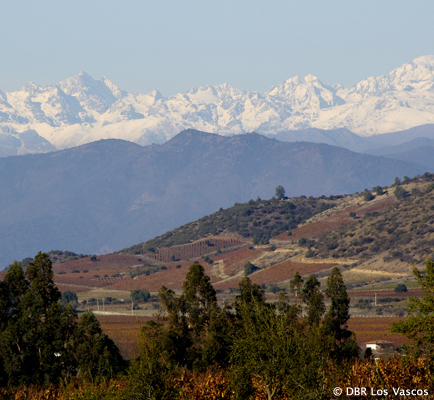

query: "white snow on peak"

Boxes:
[2, 55, 434, 153]
[100, 76, 126, 99]
[266, 74, 345, 110]
[59, 71, 119, 113]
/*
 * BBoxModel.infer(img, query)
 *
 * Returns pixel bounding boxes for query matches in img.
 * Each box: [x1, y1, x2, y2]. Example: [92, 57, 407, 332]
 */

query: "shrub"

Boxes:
[244, 261, 258, 276]
[374, 185, 384, 195]
[131, 289, 151, 302]
[305, 249, 315, 258]
[363, 189, 375, 201]
[204, 256, 214, 264]
[298, 237, 307, 246]
[394, 186, 407, 200]
[426, 183, 434, 193]
[60, 290, 78, 307]
[394, 283, 408, 293]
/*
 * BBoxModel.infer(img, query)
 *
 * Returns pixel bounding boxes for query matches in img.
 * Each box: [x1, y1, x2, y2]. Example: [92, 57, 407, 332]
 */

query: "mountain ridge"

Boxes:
[1, 56, 434, 154]
[0, 129, 428, 267]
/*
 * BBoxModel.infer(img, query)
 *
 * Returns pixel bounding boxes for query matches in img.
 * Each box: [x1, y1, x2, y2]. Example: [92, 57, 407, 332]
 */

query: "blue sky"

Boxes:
[1, 1, 433, 95]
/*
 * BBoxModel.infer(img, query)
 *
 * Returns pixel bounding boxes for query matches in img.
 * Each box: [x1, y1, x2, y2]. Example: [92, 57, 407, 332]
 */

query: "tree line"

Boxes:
[0, 252, 124, 388]
[2, 253, 434, 399]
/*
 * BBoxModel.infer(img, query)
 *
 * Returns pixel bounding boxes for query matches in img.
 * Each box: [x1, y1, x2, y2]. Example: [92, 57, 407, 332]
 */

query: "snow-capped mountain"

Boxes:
[1, 56, 434, 154]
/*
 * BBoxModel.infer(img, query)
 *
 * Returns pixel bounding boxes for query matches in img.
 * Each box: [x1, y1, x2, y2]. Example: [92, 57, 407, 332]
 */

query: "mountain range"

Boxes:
[0, 129, 427, 267]
[1, 56, 434, 155]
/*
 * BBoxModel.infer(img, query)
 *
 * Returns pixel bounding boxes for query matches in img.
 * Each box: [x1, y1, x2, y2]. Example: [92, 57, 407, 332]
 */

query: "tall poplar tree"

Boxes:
[323, 267, 358, 361]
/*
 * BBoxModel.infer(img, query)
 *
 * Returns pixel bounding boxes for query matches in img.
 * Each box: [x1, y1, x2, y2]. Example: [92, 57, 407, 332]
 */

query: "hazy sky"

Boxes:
[1, 1, 433, 96]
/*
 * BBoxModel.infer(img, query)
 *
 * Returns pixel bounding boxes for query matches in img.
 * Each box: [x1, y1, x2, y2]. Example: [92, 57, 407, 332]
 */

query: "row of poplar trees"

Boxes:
[132, 263, 359, 400]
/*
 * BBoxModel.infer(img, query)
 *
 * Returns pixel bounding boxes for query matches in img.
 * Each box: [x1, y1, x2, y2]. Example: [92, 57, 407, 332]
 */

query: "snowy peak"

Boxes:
[387, 55, 434, 90]
[100, 76, 127, 99]
[347, 55, 434, 99]
[2, 55, 434, 154]
[59, 71, 121, 113]
[3, 82, 90, 127]
[266, 74, 345, 109]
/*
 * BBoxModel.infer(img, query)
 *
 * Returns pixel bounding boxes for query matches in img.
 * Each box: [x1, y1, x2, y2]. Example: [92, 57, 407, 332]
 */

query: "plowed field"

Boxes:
[213, 261, 336, 290]
[348, 317, 407, 347]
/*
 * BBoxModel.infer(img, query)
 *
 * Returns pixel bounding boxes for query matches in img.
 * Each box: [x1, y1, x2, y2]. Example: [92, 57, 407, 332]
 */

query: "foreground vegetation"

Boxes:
[2, 252, 434, 399]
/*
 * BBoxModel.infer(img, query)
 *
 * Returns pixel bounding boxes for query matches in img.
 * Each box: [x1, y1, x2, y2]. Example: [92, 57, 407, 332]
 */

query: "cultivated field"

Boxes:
[95, 313, 408, 360]
[348, 317, 407, 348]
[96, 314, 153, 359]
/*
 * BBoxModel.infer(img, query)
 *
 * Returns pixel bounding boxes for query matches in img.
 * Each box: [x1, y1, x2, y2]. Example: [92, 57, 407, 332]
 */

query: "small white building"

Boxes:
[366, 340, 394, 352]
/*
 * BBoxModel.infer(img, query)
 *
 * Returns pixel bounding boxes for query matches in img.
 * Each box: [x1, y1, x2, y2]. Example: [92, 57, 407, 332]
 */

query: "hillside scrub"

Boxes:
[308, 174, 434, 264]
[122, 196, 338, 255]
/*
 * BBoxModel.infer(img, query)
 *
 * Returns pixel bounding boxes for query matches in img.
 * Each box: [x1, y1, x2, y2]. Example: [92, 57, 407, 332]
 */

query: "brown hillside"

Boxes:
[52, 253, 141, 274]
[143, 236, 248, 262]
[273, 196, 396, 241]
[213, 261, 336, 290]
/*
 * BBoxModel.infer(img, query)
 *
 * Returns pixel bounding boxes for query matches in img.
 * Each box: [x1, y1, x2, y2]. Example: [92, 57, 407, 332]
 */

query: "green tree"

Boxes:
[275, 185, 286, 200]
[0, 253, 76, 385]
[234, 277, 267, 316]
[0, 253, 124, 387]
[391, 258, 434, 371]
[155, 264, 231, 371]
[60, 290, 78, 308]
[131, 288, 151, 302]
[230, 294, 333, 400]
[289, 271, 304, 305]
[394, 186, 407, 200]
[394, 283, 408, 293]
[374, 185, 384, 195]
[322, 267, 358, 361]
[243, 261, 257, 276]
[128, 320, 178, 400]
[302, 275, 325, 327]
[363, 189, 375, 201]
[72, 312, 125, 379]
[230, 300, 296, 400]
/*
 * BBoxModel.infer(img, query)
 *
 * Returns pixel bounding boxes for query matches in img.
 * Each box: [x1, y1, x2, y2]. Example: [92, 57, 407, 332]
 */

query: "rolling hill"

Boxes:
[0, 129, 428, 267]
[39, 172, 434, 316]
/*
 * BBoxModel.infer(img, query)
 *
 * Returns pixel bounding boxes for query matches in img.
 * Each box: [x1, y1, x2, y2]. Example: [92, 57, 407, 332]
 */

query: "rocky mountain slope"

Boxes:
[0, 130, 426, 267]
[1, 56, 434, 154]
